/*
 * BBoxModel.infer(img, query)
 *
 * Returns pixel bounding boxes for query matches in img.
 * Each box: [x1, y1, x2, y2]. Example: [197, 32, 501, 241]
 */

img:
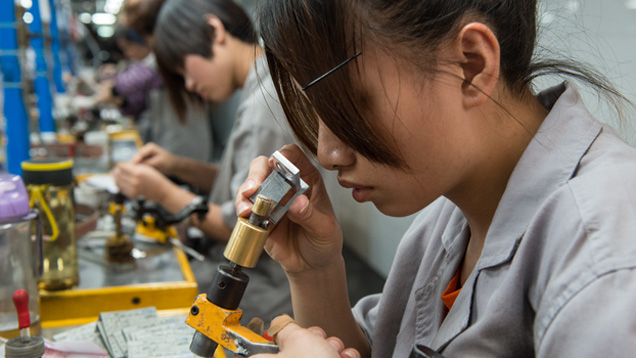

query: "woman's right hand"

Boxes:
[131, 143, 178, 176]
[236, 144, 343, 274]
[251, 322, 360, 358]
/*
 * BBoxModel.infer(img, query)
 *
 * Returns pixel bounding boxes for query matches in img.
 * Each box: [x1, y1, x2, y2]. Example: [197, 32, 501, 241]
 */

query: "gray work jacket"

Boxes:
[352, 82, 636, 357]
[209, 55, 295, 227]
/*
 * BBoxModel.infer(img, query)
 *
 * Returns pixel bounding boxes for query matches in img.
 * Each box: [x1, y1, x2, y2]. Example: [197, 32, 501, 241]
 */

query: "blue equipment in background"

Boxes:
[48, 0, 66, 94]
[28, 0, 56, 134]
[1, 0, 31, 175]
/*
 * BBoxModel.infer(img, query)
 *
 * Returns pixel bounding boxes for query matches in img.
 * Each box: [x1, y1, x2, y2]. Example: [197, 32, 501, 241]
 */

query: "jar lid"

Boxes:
[4, 336, 45, 358]
[0, 174, 31, 222]
[21, 158, 74, 186]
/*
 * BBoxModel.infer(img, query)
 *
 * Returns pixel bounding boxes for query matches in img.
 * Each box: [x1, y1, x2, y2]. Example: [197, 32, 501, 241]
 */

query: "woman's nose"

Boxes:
[317, 120, 355, 170]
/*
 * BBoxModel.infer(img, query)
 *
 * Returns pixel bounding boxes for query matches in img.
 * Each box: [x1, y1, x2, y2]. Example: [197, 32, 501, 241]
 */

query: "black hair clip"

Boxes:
[302, 51, 362, 91]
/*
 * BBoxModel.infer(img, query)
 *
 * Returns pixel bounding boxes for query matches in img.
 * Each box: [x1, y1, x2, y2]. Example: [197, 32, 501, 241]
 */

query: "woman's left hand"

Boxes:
[235, 145, 343, 274]
[251, 322, 360, 358]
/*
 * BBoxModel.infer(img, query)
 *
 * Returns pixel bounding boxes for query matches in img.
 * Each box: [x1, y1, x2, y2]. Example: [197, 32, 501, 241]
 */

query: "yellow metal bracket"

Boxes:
[109, 202, 126, 215]
[135, 216, 177, 244]
[186, 294, 277, 356]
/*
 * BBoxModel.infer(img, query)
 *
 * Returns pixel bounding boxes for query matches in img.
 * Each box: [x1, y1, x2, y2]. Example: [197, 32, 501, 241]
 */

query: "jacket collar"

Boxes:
[477, 82, 601, 270]
[430, 82, 602, 350]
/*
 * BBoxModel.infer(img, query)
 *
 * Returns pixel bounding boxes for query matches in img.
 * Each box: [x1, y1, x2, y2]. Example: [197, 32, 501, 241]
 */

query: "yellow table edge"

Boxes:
[40, 247, 199, 329]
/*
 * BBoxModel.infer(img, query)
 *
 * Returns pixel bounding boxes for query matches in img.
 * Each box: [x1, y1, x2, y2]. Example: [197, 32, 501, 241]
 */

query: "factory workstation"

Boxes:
[2, 0, 636, 357]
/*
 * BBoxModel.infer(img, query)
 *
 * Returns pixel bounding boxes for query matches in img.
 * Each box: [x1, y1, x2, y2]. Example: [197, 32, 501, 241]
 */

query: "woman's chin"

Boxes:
[372, 201, 422, 218]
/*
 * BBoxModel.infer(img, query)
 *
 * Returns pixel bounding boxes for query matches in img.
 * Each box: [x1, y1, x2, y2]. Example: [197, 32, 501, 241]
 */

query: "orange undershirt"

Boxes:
[441, 269, 462, 310]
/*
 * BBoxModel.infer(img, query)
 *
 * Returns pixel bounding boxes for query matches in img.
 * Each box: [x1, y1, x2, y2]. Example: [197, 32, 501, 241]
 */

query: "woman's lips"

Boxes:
[351, 187, 373, 202]
[339, 179, 373, 203]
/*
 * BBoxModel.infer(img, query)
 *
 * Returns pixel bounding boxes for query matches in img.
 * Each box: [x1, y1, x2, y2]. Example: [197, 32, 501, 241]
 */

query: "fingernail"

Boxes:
[237, 202, 251, 215]
[298, 200, 309, 216]
[343, 351, 357, 358]
[241, 179, 255, 193]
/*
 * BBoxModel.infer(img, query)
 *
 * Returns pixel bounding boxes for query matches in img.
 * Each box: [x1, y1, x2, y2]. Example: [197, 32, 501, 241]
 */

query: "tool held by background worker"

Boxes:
[186, 151, 309, 357]
[133, 195, 209, 261]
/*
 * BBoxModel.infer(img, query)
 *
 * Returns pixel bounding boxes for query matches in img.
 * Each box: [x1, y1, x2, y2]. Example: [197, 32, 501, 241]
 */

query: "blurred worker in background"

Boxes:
[97, 26, 162, 121]
[112, 0, 295, 322]
[124, 0, 240, 163]
[100, 0, 212, 163]
[122, 0, 160, 47]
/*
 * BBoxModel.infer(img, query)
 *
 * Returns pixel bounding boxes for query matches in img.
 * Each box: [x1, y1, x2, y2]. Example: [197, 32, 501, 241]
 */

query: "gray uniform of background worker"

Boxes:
[208, 56, 295, 230]
[138, 54, 212, 163]
[352, 83, 636, 357]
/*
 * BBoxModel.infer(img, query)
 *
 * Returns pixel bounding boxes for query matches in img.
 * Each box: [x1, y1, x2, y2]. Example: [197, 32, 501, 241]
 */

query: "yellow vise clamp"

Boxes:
[186, 294, 277, 357]
[134, 215, 177, 244]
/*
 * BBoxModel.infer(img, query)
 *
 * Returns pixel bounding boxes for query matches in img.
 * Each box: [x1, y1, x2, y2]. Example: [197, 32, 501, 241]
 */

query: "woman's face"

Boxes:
[317, 49, 483, 217]
[118, 39, 149, 61]
[182, 51, 235, 102]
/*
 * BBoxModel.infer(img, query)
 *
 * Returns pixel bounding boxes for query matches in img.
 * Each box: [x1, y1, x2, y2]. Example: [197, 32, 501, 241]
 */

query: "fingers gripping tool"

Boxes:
[186, 151, 309, 357]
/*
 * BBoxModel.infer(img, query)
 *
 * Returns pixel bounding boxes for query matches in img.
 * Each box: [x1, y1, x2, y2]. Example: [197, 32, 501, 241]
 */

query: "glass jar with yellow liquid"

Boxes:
[21, 159, 78, 291]
[0, 174, 43, 339]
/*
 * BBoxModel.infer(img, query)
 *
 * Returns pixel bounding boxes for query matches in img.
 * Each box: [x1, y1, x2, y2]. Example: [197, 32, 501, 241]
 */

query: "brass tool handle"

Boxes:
[223, 195, 275, 268]
[223, 151, 309, 267]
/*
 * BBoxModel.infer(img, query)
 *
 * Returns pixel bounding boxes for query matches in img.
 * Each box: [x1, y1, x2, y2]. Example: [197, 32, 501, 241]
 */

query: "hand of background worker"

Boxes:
[235, 144, 344, 274]
[112, 162, 174, 202]
[95, 79, 115, 104]
[251, 322, 360, 358]
[131, 142, 179, 177]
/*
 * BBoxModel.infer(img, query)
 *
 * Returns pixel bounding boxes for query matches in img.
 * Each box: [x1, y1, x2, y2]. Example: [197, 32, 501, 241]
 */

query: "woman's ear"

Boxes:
[455, 22, 500, 108]
[206, 15, 227, 46]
